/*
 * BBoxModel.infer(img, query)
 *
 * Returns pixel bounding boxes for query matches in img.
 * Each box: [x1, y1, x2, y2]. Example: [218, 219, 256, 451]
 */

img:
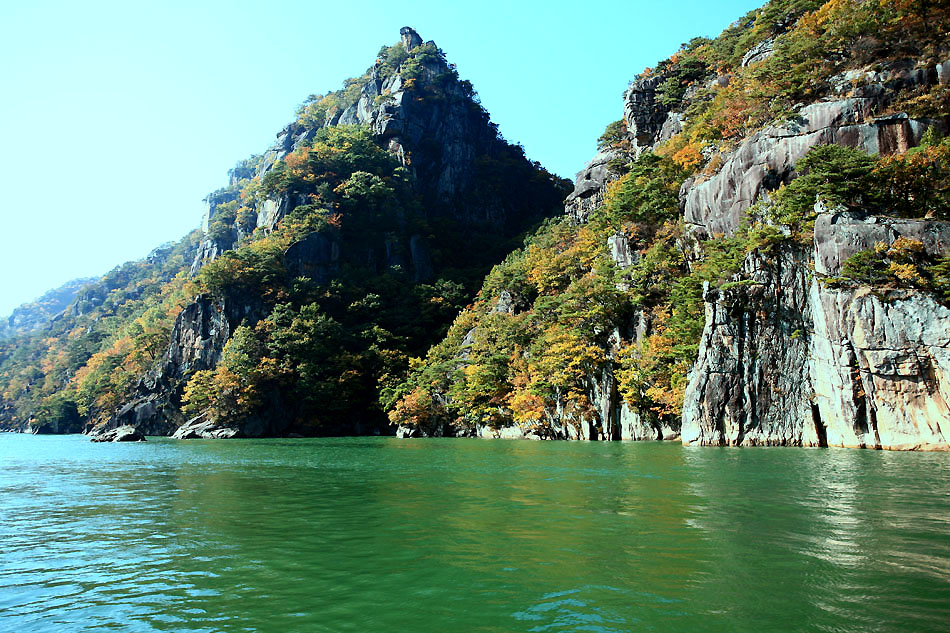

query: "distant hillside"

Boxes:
[0, 278, 98, 340]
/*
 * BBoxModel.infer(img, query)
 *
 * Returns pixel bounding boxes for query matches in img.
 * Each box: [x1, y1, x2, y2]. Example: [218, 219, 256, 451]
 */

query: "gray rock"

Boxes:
[684, 98, 943, 237]
[938, 60, 950, 86]
[607, 232, 639, 270]
[682, 222, 950, 450]
[654, 112, 683, 148]
[172, 413, 240, 439]
[741, 38, 774, 67]
[93, 295, 232, 437]
[813, 212, 950, 276]
[90, 425, 146, 442]
[492, 290, 517, 314]
[565, 149, 619, 222]
[400, 27, 422, 51]
[681, 251, 816, 447]
[623, 76, 669, 150]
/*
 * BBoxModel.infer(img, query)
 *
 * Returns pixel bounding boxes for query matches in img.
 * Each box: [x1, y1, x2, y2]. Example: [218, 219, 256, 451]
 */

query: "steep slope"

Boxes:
[390, 0, 950, 449]
[85, 28, 569, 438]
[0, 235, 201, 433]
[0, 278, 98, 341]
[0, 28, 568, 437]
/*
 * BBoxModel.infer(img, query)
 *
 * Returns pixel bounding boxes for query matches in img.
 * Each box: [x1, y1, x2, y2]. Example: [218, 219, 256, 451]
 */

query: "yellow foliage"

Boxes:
[672, 142, 704, 171]
[887, 261, 925, 284]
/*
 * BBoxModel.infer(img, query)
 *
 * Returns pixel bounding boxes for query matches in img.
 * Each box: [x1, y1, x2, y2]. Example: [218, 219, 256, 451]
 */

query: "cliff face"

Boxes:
[101, 296, 231, 436]
[391, 1, 950, 449]
[683, 213, 950, 449]
[676, 62, 950, 449]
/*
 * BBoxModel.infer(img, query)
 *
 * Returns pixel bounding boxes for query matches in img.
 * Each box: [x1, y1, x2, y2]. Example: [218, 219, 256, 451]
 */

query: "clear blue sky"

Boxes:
[0, 0, 762, 317]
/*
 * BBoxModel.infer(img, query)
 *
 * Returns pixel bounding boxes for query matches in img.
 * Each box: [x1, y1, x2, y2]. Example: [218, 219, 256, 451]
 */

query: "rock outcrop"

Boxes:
[171, 413, 240, 439]
[682, 212, 950, 450]
[685, 61, 949, 238]
[91, 295, 231, 437]
[89, 425, 146, 442]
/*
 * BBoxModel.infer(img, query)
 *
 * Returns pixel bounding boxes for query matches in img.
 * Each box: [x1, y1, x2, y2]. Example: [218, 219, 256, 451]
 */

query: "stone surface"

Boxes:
[741, 38, 774, 67]
[682, 214, 950, 450]
[684, 98, 943, 237]
[400, 26, 422, 51]
[623, 76, 669, 151]
[813, 212, 950, 276]
[91, 295, 232, 438]
[89, 425, 146, 442]
[681, 251, 817, 447]
[172, 413, 240, 439]
[565, 148, 624, 223]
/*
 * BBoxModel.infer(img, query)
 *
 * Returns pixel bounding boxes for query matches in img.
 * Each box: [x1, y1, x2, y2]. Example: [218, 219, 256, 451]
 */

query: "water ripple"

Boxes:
[1, 435, 949, 632]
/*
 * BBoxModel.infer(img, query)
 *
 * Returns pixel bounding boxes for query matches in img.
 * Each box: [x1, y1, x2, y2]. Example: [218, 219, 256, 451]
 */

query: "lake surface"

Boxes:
[1, 435, 949, 632]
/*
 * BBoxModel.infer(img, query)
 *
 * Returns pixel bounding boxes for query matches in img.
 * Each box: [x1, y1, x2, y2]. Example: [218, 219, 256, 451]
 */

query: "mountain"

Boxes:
[390, 0, 950, 450]
[0, 277, 98, 340]
[0, 27, 568, 437]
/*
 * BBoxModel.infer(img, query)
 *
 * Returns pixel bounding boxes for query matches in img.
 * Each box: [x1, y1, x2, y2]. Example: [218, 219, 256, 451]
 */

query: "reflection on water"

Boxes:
[1, 435, 949, 632]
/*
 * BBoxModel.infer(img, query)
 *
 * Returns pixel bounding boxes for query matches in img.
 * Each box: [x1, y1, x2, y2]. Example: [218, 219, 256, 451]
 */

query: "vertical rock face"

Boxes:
[400, 26, 422, 51]
[674, 59, 950, 450]
[91, 295, 231, 437]
[682, 251, 823, 447]
[682, 214, 950, 450]
[623, 76, 670, 150]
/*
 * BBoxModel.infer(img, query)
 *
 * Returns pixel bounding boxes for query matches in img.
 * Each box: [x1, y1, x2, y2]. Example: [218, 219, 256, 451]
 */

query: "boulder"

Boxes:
[90, 425, 146, 442]
[400, 27, 422, 51]
[172, 413, 240, 439]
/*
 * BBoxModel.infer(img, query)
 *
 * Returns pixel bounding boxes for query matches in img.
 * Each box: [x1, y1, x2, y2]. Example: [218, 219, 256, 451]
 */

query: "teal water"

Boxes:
[1, 435, 949, 632]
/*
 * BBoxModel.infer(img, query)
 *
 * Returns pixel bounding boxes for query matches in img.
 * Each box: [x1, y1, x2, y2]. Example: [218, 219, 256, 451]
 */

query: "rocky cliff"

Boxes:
[87, 27, 568, 439]
[98, 295, 232, 436]
[192, 27, 548, 275]
[682, 213, 950, 449]
[391, 0, 950, 450]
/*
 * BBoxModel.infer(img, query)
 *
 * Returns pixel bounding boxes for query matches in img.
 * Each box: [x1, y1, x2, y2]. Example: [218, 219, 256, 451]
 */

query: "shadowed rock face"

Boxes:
[682, 213, 950, 450]
[91, 295, 231, 438]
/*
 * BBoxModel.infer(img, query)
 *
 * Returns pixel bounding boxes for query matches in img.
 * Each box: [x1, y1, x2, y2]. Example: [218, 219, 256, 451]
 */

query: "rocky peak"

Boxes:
[193, 26, 546, 274]
[400, 26, 422, 51]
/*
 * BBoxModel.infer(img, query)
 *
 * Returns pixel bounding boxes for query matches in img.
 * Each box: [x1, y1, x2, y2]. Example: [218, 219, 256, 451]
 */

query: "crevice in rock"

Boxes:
[854, 396, 869, 435]
[869, 404, 882, 449]
[811, 402, 828, 448]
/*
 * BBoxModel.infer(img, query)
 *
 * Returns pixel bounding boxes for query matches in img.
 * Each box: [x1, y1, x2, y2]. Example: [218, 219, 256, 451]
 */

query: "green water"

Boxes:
[1, 435, 949, 632]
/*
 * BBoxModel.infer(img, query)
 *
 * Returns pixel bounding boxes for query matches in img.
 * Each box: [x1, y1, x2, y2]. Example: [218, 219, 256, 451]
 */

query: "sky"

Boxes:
[0, 0, 763, 317]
